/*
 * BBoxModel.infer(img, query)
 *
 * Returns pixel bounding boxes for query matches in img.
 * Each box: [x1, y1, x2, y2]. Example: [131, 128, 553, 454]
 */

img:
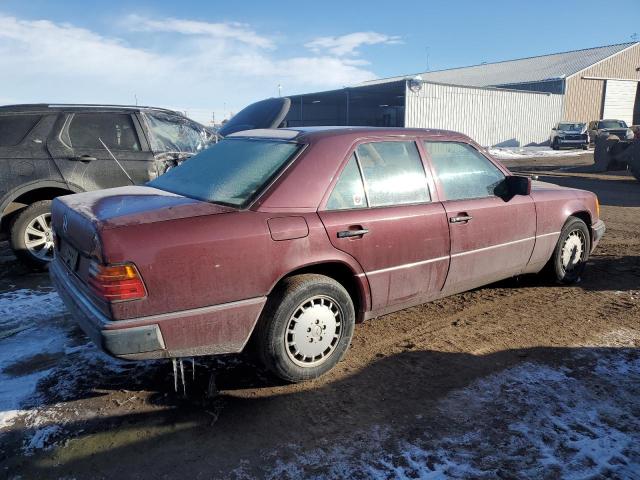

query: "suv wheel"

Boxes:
[10, 200, 54, 270]
[255, 274, 355, 383]
[551, 138, 560, 150]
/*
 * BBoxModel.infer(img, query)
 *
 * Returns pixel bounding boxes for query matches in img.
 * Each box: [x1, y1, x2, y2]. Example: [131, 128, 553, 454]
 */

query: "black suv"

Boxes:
[0, 104, 213, 268]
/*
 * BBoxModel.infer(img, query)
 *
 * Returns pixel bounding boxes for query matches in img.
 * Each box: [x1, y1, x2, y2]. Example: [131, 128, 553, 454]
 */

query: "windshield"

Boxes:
[598, 120, 628, 129]
[144, 112, 211, 153]
[557, 123, 584, 132]
[148, 138, 302, 207]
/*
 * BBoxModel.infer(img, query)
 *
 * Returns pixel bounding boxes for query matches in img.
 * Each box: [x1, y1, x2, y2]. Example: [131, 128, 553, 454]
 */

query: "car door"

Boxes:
[48, 112, 154, 191]
[319, 140, 450, 312]
[423, 141, 536, 296]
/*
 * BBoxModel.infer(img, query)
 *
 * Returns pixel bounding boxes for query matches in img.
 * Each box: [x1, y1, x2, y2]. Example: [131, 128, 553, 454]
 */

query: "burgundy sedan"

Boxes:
[50, 127, 605, 382]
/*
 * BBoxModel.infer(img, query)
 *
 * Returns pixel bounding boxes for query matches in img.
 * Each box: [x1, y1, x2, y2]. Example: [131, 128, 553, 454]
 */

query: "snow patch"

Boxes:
[249, 350, 640, 479]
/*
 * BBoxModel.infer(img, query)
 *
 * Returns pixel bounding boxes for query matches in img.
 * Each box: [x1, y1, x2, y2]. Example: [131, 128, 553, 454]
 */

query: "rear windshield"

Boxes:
[0, 114, 42, 146]
[598, 120, 627, 129]
[148, 138, 302, 207]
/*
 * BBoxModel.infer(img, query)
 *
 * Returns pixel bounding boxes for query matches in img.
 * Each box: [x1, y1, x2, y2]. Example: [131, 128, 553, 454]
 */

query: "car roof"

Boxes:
[0, 103, 184, 116]
[228, 126, 471, 142]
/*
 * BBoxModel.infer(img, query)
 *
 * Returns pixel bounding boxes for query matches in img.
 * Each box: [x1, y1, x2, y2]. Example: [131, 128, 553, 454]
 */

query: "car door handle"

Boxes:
[72, 155, 97, 162]
[337, 228, 369, 238]
[449, 215, 473, 224]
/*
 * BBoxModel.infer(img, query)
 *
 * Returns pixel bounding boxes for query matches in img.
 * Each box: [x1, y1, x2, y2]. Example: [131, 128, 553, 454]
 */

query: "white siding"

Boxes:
[405, 82, 564, 147]
[602, 80, 638, 125]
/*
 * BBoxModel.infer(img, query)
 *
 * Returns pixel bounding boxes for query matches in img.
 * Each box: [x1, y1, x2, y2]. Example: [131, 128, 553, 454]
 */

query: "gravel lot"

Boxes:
[1, 152, 639, 479]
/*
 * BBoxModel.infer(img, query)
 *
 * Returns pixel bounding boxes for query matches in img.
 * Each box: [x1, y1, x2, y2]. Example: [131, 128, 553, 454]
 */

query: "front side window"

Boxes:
[424, 142, 505, 201]
[67, 113, 141, 151]
[148, 138, 302, 208]
[144, 113, 208, 153]
[355, 141, 430, 207]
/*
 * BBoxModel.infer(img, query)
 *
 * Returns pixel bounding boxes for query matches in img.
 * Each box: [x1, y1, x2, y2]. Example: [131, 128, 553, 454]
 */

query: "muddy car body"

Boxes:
[50, 126, 605, 382]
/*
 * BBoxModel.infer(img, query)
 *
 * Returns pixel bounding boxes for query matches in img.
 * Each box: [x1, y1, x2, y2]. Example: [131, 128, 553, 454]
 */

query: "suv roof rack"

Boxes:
[0, 103, 184, 116]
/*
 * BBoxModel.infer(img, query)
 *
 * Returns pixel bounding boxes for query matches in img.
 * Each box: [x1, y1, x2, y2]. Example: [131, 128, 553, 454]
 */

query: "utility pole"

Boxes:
[278, 84, 282, 97]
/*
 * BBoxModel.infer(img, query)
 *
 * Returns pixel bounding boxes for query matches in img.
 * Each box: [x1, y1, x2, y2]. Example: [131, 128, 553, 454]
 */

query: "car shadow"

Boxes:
[3, 345, 638, 479]
[532, 172, 640, 208]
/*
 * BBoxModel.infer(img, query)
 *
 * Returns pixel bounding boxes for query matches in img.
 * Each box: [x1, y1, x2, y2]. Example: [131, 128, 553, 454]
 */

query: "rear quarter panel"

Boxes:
[102, 210, 367, 321]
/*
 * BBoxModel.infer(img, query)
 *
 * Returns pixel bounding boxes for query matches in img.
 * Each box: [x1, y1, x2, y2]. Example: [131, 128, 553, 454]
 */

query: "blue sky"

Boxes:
[0, 0, 637, 123]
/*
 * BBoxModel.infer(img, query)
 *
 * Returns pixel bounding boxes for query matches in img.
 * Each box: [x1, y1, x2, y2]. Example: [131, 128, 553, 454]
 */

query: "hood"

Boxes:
[217, 97, 291, 137]
[55, 185, 234, 230]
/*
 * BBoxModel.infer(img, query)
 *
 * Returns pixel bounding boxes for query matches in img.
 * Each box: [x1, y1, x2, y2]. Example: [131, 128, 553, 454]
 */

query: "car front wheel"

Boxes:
[9, 200, 54, 270]
[544, 216, 591, 284]
[255, 274, 355, 383]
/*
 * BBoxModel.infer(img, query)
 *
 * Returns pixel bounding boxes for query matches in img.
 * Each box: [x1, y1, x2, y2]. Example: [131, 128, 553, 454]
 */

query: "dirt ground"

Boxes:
[1, 152, 639, 479]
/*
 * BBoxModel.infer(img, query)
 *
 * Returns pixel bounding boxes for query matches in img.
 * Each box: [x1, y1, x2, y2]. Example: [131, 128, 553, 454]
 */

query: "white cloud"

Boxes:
[305, 31, 402, 56]
[0, 14, 393, 123]
[123, 14, 275, 49]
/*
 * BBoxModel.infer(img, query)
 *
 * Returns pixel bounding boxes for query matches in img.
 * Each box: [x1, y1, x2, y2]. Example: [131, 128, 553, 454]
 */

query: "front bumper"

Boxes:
[591, 219, 606, 252]
[50, 259, 266, 360]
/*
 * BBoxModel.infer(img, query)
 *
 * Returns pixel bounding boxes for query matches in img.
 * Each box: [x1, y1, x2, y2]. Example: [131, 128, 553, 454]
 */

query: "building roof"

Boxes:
[358, 42, 639, 88]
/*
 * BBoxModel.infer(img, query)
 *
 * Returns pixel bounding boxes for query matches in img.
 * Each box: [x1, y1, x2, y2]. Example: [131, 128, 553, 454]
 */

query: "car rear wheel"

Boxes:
[9, 200, 54, 270]
[255, 274, 355, 383]
[552, 138, 560, 150]
[544, 216, 591, 284]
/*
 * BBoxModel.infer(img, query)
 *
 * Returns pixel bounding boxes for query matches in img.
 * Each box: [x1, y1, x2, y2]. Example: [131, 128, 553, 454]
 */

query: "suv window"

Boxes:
[0, 114, 42, 146]
[355, 141, 430, 207]
[67, 113, 140, 151]
[144, 113, 207, 153]
[424, 142, 505, 201]
[326, 155, 367, 210]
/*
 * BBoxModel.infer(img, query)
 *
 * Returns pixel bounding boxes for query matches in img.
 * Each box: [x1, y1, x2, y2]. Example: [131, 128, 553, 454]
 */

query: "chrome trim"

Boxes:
[357, 232, 561, 277]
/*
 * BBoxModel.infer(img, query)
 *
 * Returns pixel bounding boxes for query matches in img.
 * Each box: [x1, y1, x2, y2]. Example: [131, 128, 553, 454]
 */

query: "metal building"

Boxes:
[284, 42, 640, 147]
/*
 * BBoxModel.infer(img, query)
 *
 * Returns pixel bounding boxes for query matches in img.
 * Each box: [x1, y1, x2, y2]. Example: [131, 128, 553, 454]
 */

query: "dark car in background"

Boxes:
[0, 104, 213, 268]
[549, 122, 588, 150]
[587, 119, 634, 145]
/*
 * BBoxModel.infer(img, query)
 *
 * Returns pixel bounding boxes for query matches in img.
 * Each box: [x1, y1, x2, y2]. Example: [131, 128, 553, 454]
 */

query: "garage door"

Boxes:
[602, 80, 638, 125]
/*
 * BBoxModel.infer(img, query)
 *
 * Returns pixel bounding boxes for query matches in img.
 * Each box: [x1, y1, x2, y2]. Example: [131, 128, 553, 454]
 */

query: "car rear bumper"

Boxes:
[591, 219, 605, 252]
[50, 259, 266, 360]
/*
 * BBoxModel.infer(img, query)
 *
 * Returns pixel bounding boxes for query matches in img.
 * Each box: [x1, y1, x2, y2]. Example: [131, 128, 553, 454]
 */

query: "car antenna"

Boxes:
[98, 137, 135, 185]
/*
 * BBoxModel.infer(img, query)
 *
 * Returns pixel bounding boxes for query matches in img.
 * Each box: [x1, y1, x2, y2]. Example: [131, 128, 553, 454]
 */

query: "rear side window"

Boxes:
[67, 113, 141, 151]
[356, 141, 430, 207]
[424, 142, 505, 201]
[326, 155, 367, 210]
[0, 115, 42, 146]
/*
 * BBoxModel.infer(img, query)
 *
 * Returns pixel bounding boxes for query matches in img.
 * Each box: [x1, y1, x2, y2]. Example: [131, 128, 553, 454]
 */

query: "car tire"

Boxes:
[544, 216, 591, 285]
[552, 139, 560, 150]
[255, 274, 355, 383]
[582, 144, 589, 150]
[9, 200, 54, 270]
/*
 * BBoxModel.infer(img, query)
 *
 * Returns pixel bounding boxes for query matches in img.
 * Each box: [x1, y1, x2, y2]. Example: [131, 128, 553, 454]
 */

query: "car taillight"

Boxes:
[88, 262, 146, 302]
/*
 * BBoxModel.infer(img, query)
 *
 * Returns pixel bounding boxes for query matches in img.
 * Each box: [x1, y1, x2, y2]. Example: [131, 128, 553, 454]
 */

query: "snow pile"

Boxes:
[254, 350, 640, 479]
[488, 147, 587, 160]
[0, 287, 132, 450]
[0, 288, 67, 429]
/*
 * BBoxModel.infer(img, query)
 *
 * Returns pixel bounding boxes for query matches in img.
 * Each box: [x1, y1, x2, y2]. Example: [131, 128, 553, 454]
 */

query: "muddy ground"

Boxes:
[1, 152, 639, 479]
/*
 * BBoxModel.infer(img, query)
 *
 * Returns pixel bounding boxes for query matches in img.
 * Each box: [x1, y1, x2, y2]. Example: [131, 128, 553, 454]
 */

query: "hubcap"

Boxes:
[23, 213, 54, 262]
[285, 295, 343, 367]
[561, 229, 585, 272]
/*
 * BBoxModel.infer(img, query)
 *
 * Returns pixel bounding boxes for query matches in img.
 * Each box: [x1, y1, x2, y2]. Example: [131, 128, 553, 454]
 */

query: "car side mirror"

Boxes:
[552, 127, 557, 131]
[506, 175, 531, 196]
[495, 175, 531, 200]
